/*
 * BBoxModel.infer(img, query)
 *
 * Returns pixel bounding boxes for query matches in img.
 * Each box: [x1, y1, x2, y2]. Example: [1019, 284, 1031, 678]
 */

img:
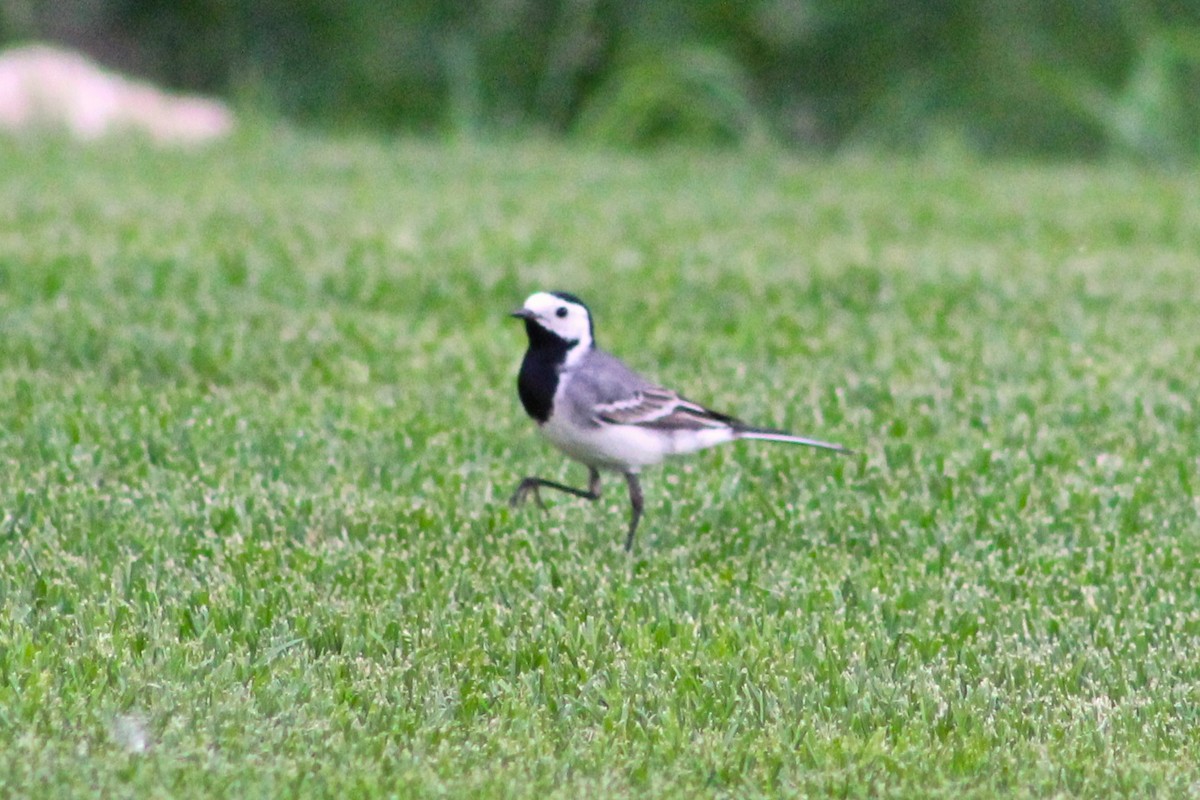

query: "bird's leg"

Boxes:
[510, 466, 602, 510]
[623, 472, 643, 552]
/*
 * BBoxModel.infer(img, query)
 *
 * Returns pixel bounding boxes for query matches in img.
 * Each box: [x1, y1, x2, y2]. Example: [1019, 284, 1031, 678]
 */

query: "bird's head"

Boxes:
[511, 291, 594, 351]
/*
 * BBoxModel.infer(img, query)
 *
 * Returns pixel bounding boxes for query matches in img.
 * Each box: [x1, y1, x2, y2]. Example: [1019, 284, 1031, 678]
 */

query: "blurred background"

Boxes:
[4, 0, 1200, 161]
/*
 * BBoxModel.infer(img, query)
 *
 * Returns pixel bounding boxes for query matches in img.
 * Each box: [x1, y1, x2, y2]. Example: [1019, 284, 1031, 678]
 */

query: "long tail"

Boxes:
[735, 425, 854, 454]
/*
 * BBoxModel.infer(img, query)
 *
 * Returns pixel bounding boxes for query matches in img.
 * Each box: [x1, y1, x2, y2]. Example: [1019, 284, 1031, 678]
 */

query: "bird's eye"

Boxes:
[556, 307, 568, 318]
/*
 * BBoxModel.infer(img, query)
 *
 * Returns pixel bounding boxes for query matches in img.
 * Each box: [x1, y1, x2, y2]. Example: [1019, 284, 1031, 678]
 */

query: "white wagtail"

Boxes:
[509, 291, 851, 551]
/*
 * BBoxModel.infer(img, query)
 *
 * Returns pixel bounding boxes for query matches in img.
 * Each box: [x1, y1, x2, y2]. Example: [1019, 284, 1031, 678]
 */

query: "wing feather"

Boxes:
[595, 387, 739, 431]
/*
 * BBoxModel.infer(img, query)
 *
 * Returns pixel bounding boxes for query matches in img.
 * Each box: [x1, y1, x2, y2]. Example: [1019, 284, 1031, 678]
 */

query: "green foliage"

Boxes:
[575, 46, 766, 148]
[1044, 26, 1200, 163]
[1, 134, 1200, 795]
[7, 0, 1200, 159]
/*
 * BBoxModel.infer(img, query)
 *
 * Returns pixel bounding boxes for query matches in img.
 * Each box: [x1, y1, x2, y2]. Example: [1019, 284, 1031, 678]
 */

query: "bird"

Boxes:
[509, 291, 851, 551]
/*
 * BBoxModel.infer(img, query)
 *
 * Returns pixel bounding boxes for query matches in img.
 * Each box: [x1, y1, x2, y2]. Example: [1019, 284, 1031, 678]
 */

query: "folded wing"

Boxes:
[595, 387, 739, 431]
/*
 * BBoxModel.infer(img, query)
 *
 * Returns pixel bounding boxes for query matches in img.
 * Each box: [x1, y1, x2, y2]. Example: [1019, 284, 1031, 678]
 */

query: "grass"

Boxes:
[0, 130, 1198, 798]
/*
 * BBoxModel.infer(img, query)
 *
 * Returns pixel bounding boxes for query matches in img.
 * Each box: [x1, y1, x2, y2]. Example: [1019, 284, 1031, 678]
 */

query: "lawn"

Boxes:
[0, 131, 1198, 798]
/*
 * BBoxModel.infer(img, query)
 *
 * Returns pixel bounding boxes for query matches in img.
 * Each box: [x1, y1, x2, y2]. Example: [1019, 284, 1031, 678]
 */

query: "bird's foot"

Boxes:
[509, 478, 547, 510]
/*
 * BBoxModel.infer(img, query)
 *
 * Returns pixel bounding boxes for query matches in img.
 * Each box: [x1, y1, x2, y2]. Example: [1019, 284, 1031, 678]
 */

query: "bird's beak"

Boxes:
[510, 308, 535, 320]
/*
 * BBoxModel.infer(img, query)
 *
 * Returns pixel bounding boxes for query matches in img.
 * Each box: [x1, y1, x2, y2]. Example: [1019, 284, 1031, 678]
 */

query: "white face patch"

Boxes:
[521, 292, 593, 355]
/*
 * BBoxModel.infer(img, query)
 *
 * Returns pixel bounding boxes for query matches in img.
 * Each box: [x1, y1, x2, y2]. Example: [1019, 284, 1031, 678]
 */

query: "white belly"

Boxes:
[538, 412, 734, 472]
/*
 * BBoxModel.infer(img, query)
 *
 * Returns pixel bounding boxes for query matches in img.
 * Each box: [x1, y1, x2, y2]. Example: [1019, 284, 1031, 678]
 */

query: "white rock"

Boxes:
[0, 43, 234, 145]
